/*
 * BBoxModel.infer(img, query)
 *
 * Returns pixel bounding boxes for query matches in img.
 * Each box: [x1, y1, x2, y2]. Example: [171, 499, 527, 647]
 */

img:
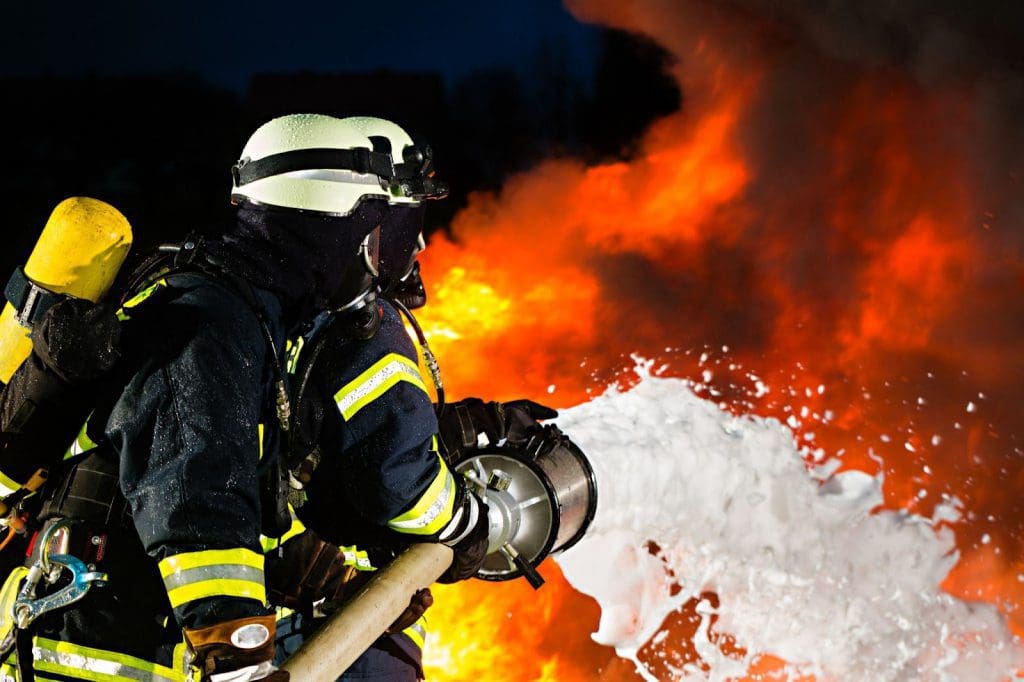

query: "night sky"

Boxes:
[3, 0, 601, 89]
[0, 1, 681, 276]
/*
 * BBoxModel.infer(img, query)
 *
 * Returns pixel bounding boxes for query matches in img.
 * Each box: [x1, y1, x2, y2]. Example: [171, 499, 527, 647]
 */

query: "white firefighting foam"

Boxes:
[554, 367, 1023, 681]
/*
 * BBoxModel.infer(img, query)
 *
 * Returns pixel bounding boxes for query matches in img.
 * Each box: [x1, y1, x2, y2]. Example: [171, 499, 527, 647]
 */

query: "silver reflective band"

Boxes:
[161, 564, 264, 592]
[230, 623, 271, 650]
[441, 492, 480, 547]
[0, 478, 18, 498]
[32, 643, 182, 682]
[437, 504, 465, 543]
[388, 469, 455, 533]
[335, 358, 425, 420]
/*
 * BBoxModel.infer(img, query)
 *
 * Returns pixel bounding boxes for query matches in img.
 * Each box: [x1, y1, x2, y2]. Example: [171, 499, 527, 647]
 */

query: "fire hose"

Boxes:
[282, 426, 598, 681]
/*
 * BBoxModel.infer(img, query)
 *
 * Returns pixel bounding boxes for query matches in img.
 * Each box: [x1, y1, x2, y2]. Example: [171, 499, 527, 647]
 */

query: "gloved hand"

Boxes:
[32, 297, 121, 384]
[438, 398, 557, 461]
[265, 530, 356, 614]
[386, 588, 433, 633]
[437, 488, 490, 583]
[185, 614, 287, 681]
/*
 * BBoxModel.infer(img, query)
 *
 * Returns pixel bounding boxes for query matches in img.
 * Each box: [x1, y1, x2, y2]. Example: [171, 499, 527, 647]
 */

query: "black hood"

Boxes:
[203, 200, 388, 330]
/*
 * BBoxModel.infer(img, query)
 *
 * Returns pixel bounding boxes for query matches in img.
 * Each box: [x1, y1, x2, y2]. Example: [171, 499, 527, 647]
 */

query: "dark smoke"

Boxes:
[725, 0, 1024, 80]
[559, 0, 1024, 594]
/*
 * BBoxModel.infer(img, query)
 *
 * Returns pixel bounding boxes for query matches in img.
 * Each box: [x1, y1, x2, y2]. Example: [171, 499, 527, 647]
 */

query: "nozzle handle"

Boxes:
[501, 543, 545, 590]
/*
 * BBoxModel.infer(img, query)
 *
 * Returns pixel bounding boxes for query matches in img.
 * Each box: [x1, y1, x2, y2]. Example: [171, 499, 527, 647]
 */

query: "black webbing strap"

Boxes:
[15, 626, 34, 682]
[39, 452, 133, 531]
[232, 148, 395, 186]
[4, 267, 63, 328]
[453, 403, 479, 451]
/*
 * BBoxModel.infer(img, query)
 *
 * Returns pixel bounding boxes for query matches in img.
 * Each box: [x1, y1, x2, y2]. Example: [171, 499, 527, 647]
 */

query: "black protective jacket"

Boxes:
[94, 202, 385, 629]
[284, 299, 456, 669]
[104, 271, 287, 627]
[0, 202, 386, 678]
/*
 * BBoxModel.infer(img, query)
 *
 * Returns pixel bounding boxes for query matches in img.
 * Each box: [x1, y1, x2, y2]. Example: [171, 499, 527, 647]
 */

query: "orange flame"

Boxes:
[416, 0, 1024, 678]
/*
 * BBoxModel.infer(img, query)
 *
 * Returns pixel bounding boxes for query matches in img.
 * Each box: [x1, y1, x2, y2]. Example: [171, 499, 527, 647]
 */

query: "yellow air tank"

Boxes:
[0, 198, 132, 383]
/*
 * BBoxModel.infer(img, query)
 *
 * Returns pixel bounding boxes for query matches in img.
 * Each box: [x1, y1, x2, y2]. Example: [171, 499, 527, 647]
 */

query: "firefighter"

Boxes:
[0, 113, 444, 681]
[263, 116, 486, 681]
[263, 118, 557, 681]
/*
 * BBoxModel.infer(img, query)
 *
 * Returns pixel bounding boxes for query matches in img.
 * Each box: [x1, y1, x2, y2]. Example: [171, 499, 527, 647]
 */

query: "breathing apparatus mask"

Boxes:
[359, 140, 445, 309]
[355, 135, 446, 302]
[359, 204, 426, 299]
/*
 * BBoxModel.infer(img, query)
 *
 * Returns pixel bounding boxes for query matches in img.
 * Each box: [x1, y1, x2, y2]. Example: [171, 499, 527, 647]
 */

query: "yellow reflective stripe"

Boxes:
[334, 353, 428, 421]
[32, 635, 185, 682]
[387, 455, 457, 536]
[117, 279, 167, 322]
[258, 423, 265, 461]
[401, 616, 427, 650]
[0, 565, 28, 647]
[280, 509, 306, 544]
[0, 650, 18, 679]
[159, 549, 266, 608]
[260, 505, 306, 552]
[165, 578, 266, 610]
[339, 545, 376, 572]
[162, 564, 264, 593]
[172, 641, 190, 681]
[285, 336, 305, 375]
[0, 469, 21, 497]
[122, 279, 167, 309]
[158, 548, 263, 578]
[68, 420, 98, 458]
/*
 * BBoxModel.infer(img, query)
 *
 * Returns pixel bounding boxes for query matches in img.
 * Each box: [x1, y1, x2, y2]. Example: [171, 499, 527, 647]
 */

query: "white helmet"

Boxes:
[231, 113, 422, 216]
[338, 116, 447, 203]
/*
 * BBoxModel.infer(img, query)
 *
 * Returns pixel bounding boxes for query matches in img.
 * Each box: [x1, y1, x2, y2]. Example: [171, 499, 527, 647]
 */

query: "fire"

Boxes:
[422, 567, 613, 682]
[416, 0, 1023, 679]
[844, 216, 974, 354]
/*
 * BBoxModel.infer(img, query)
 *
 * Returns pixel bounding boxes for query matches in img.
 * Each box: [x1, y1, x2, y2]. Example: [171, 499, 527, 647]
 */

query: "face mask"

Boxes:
[363, 204, 426, 296]
[232, 198, 389, 311]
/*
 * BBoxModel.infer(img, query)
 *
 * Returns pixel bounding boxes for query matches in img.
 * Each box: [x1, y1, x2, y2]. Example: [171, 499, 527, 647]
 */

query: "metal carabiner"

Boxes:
[12, 520, 108, 630]
[37, 518, 73, 576]
[13, 554, 107, 630]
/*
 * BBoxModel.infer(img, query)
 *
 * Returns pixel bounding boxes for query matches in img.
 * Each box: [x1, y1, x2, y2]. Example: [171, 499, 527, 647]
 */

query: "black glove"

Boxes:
[0, 300, 119, 478]
[32, 297, 121, 385]
[438, 488, 490, 583]
[265, 530, 356, 614]
[438, 398, 557, 462]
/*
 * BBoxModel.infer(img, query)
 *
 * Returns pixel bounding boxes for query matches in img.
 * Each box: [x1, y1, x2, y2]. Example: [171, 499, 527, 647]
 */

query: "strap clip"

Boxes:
[4, 267, 63, 328]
